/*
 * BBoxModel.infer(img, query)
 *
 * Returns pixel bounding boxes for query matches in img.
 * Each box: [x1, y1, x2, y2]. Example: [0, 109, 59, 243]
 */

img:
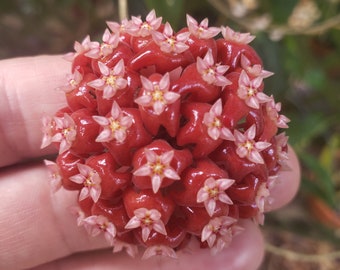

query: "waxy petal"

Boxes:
[142, 245, 177, 260]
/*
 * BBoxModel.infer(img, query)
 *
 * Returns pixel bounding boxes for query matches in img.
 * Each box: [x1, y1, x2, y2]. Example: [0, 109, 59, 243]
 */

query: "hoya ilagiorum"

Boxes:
[42, 10, 290, 259]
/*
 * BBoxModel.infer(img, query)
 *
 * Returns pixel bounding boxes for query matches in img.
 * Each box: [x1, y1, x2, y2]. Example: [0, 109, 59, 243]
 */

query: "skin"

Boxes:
[0, 56, 301, 270]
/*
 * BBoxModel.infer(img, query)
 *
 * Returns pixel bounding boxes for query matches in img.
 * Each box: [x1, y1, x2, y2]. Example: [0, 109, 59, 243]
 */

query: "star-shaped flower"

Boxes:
[186, 14, 221, 39]
[152, 22, 190, 54]
[221, 26, 255, 44]
[275, 132, 290, 169]
[87, 59, 127, 99]
[240, 54, 274, 79]
[51, 113, 77, 154]
[134, 73, 180, 115]
[197, 177, 235, 216]
[40, 115, 56, 149]
[237, 70, 271, 109]
[44, 160, 62, 192]
[234, 124, 271, 164]
[126, 9, 162, 37]
[70, 206, 86, 227]
[85, 29, 120, 59]
[196, 50, 231, 87]
[203, 99, 235, 141]
[63, 35, 96, 61]
[69, 163, 102, 202]
[133, 148, 180, 193]
[92, 101, 133, 143]
[57, 69, 83, 93]
[142, 245, 177, 260]
[254, 183, 271, 225]
[112, 239, 139, 258]
[201, 216, 237, 254]
[265, 96, 290, 128]
[107, 18, 131, 40]
[83, 215, 117, 245]
[124, 208, 167, 242]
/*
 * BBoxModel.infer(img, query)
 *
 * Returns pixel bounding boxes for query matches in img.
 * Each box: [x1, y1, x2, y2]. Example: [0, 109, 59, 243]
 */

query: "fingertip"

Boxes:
[129, 219, 264, 270]
[266, 145, 301, 211]
[32, 220, 265, 270]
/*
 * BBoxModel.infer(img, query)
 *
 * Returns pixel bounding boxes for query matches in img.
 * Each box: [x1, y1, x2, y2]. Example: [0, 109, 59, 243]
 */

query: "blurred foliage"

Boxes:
[1, 0, 340, 242]
[0, 0, 119, 58]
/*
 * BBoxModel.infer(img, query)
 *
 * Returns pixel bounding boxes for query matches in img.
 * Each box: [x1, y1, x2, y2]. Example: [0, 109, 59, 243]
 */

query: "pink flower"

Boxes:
[85, 29, 120, 59]
[44, 160, 62, 192]
[152, 22, 190, 54]
[196, 50, 231, 87]
[234, 124, 271, 164]
[107, 18, 131, 40]
[83, 215, 117, 245]
[87, 59, 127, 99]
[275, 132, 290, 169]
[203, 99, 235, 141]
[112, 239, 139, 258]
[51, 113, 77, 154]
[237, 70, 271, 109]
[197, 177, 235, 216]
[221, 26, 255, 44]
[201, 216, 237, 254]
[40, 115, 56, 149]
[69, 163, 102, 202]
[134, 73, 180, 115]
[254, 183, 271, 225]
[126, 9, 162, 37]
[142, 245, 177, 260]
[265, 96, 290, 128]
[63, 35, 95, 61]
[133, 148, 180, 193]
[186, 14, 220, 39]
[57, 69, 83, 93]
[240, 54, 273, 78]
[92, 101, 133, 143]
[70, 206, 86, 227]
[124, 208, 167, 242]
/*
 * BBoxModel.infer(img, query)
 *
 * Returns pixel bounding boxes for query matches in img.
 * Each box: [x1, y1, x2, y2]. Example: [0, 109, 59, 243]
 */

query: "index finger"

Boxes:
[0, 55, 69, 167]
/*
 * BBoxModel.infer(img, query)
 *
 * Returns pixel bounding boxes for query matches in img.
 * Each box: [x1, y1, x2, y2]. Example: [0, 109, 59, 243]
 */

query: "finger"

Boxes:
[32, 220, 264, 270]
[0, 55, 69, 167]
[0, 163, 110, 270]
[265, 145, 301, 211]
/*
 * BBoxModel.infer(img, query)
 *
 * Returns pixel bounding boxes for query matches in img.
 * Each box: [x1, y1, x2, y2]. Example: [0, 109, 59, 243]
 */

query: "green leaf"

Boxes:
[303, 67, 327, 91]
[300, 154, 336, 208]
[287, 113, 331, 152]
[319, 134, 339, 173]
[262, 0, 297, 24]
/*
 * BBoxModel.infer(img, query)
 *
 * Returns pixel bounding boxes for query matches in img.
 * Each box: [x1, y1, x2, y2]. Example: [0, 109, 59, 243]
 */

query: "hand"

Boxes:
[0, 56, 300, 270]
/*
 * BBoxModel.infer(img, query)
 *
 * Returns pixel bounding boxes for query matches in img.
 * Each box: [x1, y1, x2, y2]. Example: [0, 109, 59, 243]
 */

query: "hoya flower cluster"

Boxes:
[42, 10, 290, 259]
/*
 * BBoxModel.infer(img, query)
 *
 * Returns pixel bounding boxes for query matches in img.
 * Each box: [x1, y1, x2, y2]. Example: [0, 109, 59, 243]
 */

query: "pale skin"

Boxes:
[0, 56, 301, 270]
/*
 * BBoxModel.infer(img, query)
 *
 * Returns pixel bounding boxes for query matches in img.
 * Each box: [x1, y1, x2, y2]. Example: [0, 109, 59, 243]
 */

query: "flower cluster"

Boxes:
[42, 10, 290, 260]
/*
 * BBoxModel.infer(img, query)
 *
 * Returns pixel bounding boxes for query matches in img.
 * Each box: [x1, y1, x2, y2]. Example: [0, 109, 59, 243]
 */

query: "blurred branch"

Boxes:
[207, 0, 340, 39]
[302, 13, 340, 35]
[266, 242, 340, 263]
[118, 0, 128, 20]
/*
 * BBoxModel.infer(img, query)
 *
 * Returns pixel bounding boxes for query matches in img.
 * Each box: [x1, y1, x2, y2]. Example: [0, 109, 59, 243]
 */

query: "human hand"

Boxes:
[0, 55, 300, 270]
